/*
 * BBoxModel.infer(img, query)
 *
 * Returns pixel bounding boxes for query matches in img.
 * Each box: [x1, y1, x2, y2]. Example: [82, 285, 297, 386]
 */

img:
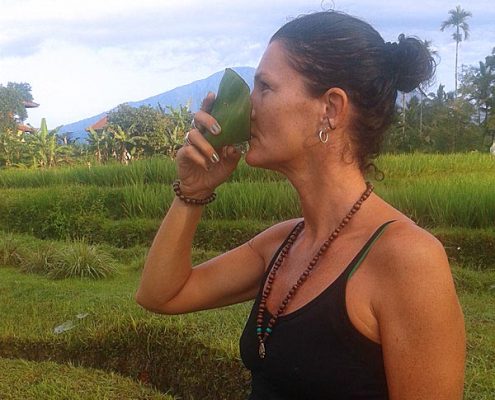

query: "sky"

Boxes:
[1, 0, 494, 128]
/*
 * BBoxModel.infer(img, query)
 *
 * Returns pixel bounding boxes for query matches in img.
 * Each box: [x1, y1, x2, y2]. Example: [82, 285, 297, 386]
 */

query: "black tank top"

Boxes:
[239, 221, 395, 400]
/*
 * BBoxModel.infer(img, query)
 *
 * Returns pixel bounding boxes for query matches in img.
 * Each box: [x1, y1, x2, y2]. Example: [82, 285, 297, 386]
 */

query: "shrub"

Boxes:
[47, 241, 117, 279]
[20, 243, 60, 274]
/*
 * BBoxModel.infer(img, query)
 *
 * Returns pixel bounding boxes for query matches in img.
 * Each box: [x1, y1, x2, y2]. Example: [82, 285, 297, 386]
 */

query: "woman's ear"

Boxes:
[322, 88, 349, 128]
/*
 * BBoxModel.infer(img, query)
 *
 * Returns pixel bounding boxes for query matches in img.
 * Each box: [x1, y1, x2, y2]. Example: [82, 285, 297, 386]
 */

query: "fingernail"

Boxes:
[210, 123, 221, 135]
[210, 152, 220, 163]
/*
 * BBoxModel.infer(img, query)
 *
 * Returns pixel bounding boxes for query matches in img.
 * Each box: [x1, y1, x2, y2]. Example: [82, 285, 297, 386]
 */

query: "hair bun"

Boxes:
[385, 34, 435, 93]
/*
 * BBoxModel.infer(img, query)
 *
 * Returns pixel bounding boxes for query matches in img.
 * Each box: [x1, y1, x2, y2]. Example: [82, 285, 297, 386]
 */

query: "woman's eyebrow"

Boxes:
[254, 71, 268, 82]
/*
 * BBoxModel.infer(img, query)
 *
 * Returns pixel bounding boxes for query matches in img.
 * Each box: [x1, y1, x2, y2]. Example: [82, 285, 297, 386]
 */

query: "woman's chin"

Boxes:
[245, 147, 274, 170]
[244, 149, 259, 167]
[245, 141, 264, 166]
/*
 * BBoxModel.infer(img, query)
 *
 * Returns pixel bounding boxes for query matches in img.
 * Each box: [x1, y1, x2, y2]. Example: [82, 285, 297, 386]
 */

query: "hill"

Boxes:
[60, 67, 256, 140]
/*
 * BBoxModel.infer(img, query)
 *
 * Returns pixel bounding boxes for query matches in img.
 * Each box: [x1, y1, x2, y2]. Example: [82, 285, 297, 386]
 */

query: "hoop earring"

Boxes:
[318, 129, 329, 144]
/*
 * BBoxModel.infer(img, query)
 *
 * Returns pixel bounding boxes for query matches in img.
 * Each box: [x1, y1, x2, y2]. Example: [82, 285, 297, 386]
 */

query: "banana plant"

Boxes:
[26, 118, 69, 168]
[87, 127, 106, 164]
[0, 129, 26, 167]
[158, 104, 193, 157]
[107, 125, 146, 164]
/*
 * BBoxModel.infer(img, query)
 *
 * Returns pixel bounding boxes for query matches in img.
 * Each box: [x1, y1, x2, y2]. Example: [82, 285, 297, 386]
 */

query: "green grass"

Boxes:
[0, 250, 493, 399]
[0, 358, 175, 400]
[1, 174, 494, 230]
[0, 153, 492, 188]
[0, 153, 494, 398]
[0, 154, 493, 239]
[376, 152, 494, 179]
[0, 260, 251, 400]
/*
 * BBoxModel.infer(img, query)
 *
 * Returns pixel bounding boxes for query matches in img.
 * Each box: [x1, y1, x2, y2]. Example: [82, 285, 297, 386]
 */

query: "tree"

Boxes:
[460, 47, 495, 148]
[440, 5, 472, 98]
[25, 118, 70, 168]
[0, 130, 27, 167]
[107, 103, 193, 157]
[0, 84, 29, 133]
[158, 104, 193, 157]
[6, 82, 33, 102]
[107, 125, 146, 164]
[107, 104, 168, 156]
[86, 128, 106, 163]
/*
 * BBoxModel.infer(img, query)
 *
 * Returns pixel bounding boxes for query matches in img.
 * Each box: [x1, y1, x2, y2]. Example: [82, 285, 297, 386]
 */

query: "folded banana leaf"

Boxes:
[203, 68, 251, 148]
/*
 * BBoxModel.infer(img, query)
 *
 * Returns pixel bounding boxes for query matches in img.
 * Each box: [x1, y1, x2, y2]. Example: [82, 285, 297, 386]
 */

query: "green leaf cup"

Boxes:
[203, 68, 251, 148]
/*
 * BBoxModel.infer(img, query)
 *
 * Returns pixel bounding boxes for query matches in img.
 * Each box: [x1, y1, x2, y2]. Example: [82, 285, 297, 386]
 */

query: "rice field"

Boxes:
[0, 153, 493, 228]
[0, 152, 491, 188]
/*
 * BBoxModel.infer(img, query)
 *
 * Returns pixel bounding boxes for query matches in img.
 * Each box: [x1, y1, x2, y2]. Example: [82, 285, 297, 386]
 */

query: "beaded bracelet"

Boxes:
[172, 180, 217, 206]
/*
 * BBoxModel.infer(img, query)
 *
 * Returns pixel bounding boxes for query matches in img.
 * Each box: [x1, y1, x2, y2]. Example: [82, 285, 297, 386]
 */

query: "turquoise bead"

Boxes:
[256, 327, 262, 333]
[266, 327, 272, 333]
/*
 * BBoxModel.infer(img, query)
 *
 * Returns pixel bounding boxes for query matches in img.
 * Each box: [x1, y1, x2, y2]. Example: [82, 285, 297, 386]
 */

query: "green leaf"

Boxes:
[203, 68, 251, 148]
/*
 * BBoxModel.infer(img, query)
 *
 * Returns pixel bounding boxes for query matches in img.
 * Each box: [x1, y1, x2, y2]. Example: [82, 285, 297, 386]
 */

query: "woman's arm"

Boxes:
[135, 195, 267, 313]
[136, 92, 269, 314]
[135, 201, 297, 314]
[373, 224, 466, 400]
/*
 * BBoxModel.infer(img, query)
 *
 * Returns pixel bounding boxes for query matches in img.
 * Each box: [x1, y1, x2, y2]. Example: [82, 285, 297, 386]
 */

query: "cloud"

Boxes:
[1, 0, 493, 127]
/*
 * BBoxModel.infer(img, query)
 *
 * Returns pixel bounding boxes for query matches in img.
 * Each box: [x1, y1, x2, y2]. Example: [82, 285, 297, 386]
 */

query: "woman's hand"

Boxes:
[176, 92, 242, 197]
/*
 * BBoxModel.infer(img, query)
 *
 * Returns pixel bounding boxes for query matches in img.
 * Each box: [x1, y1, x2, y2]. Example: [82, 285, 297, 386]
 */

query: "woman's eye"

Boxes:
[259, 81, 270, 91]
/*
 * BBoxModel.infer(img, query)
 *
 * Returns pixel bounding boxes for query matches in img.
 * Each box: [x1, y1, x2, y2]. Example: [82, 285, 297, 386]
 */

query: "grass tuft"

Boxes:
[47, 241, 117, 280]
[21, 243, 60, 275]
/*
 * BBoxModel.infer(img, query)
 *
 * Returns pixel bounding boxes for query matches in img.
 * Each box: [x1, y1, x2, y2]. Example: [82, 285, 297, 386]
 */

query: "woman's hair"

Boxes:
[270, 11, 436, 173]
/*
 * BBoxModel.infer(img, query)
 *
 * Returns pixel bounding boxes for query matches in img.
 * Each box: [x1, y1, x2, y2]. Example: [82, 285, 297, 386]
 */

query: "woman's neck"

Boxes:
[282, 159, 370, 244]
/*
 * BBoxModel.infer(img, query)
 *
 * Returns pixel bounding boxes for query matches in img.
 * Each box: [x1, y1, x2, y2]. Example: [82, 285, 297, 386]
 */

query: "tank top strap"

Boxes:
[346, 220, 397, 280]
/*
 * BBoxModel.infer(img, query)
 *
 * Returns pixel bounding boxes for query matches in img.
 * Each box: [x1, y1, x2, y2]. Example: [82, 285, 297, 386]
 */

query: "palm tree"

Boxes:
[441, 5, 472, 98]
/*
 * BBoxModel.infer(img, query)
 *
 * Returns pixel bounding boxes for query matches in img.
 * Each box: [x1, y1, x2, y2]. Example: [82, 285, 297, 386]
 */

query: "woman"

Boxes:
[136, 11, 465, 400]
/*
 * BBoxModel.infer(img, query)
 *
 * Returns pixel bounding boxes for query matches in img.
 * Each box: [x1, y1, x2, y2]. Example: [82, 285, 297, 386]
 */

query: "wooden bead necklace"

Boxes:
[256, 182, 374, 359]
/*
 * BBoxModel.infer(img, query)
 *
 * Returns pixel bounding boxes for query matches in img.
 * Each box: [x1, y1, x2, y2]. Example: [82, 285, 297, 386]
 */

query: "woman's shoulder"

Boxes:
[368, 219, 454, 300]
[248, 218, 304, 267]
[374, 219, 448, 267]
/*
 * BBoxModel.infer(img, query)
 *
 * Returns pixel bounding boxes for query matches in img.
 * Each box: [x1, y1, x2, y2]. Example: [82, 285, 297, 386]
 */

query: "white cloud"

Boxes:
[0, 0, 493, 128]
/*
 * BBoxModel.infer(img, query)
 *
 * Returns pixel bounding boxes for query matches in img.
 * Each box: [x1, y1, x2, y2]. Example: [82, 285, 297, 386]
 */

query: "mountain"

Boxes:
[60, 66, 256, 140]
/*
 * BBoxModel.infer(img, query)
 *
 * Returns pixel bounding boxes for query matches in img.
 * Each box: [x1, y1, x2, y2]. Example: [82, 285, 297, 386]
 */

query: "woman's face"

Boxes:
[245, 40, 325, 170]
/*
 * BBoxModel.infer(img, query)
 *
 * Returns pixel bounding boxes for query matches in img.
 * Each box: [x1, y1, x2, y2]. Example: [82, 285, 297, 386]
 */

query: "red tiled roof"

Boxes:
[22, 100, 40, 108]
[17, 124, 36, 132]
[86, 115, 108, 131]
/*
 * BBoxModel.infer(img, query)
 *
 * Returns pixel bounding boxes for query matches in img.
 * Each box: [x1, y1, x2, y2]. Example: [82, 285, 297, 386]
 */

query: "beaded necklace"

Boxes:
[256, 182, 374, 359]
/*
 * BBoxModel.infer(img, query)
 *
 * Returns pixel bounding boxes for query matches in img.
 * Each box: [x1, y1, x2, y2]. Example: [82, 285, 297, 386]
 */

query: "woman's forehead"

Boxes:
[256, 41, 294, 78]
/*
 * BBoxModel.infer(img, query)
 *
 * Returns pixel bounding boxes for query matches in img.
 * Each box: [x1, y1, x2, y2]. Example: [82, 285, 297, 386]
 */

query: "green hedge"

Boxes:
[0, 185, 125, 239]
[2, 175, 495, 232]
